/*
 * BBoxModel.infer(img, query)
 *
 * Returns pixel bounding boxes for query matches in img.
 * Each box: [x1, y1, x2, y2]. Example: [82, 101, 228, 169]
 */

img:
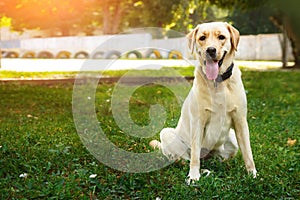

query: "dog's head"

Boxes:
[187, 22, 240, 80]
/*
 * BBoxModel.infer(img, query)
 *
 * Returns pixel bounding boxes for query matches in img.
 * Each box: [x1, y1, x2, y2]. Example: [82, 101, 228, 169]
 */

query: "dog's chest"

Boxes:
[200, 87, 233, 149]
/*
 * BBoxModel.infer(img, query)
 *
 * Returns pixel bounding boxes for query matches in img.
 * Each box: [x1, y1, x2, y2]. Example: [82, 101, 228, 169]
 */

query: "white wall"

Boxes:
[235, 34, 294, 61]
[0, 33, 294, 61]
[18, 34, 152, 55]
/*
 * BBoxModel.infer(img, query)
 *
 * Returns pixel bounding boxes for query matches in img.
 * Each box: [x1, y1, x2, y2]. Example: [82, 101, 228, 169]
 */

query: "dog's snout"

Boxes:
[206, 47, 217, 57]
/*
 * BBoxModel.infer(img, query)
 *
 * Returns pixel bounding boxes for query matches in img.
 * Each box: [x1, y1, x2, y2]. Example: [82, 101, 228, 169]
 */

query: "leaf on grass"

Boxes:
[19, 173, 28, 178]
[27, 114, 38, 119]
[287, 138, 296, 147]
[89, 174, 97, 178]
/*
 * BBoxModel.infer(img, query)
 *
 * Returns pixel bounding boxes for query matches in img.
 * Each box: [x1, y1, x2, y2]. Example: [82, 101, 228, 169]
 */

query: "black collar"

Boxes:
[215, 62, 234, 83]
[215, 51, 234, 83]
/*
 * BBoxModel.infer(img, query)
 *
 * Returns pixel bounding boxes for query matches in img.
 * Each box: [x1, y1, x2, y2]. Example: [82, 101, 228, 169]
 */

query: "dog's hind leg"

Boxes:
[150, 128, 190, 160]
[214, 129, 239, 160]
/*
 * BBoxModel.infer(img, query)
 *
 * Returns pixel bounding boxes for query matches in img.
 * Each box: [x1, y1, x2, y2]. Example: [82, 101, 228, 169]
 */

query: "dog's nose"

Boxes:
[206, 47, 216, 57]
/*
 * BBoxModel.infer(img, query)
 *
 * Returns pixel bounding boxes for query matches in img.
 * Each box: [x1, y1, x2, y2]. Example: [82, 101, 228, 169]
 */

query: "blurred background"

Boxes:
[1, 0, 300, 68]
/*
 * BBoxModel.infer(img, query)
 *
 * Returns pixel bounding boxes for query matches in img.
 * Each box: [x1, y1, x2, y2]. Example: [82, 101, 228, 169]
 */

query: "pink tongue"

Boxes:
[205, 60, 219, 80]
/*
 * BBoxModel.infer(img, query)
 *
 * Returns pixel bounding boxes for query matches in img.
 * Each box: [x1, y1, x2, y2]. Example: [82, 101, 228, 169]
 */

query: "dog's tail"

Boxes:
[149, 140, 161, 149]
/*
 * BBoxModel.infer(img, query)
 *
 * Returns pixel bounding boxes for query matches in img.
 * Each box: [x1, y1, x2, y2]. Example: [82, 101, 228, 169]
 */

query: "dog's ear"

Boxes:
[186, 27, 199, 54]
[226, 23, 240, 51]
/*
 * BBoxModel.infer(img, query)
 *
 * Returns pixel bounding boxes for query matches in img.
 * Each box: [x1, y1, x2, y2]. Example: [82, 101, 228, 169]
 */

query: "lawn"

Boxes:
[0, 69, 299, 199]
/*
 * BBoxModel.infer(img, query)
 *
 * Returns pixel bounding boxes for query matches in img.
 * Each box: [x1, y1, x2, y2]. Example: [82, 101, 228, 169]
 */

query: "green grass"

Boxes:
[1, 69, 299, 199]
[0, 70, 79, 79]
[0, 67, 195, 79]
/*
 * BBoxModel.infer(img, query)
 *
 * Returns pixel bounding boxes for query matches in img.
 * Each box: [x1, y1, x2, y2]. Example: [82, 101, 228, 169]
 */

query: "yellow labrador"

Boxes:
[150, 22, 257, 184]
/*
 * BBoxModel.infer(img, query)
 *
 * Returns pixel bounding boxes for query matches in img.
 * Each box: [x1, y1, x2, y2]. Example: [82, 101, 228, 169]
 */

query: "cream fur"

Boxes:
[150, 22, 257, 184]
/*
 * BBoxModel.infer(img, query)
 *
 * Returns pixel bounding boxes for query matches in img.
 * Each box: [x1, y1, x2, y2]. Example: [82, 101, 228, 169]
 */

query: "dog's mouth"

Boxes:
[205, 59, 219, 80]
[204, 51, 227, 80]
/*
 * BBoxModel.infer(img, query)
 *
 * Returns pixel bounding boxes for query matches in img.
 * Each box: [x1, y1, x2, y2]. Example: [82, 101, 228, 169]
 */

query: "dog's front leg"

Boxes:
[186, 121, 202, 185]
[233, 116, 257, 178]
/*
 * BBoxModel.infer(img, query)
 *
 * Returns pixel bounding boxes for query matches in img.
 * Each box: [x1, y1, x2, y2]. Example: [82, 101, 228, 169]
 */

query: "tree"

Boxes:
[0, 0, 232, 37]
[123, 0, 229, 35]
[87, 0, 129, 35]
[227, 5, 279, 35]
[0, 0, 93, 36]
[0, 0, 184, 35]
[270, 0, 300, 68]
[165, 0, 229, 33]
[209, 0, 300, 68]
[122, 0, 180, 31]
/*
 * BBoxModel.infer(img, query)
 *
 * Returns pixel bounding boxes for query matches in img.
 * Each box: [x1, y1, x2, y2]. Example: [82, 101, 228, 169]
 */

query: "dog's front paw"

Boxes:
[186, 167, 200, 185]
[186, 175, 200, 186]
[249, 169, 257, 178]
[185, 168, 212, 185]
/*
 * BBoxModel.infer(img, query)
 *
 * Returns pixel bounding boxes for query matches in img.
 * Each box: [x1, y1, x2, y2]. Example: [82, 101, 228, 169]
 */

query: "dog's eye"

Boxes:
[218, 35, 226, 40]
[199, 36, 206, 41]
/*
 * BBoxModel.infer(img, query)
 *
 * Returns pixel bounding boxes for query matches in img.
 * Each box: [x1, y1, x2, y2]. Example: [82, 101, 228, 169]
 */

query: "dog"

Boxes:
[150, 22, 257, 184]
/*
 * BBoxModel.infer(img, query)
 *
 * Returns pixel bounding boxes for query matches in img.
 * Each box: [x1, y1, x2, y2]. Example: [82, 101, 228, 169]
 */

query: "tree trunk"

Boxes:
[290, 37, 300, 68]
[111, 4, 123, 34]
[285, 17, 300, 68]
[281, 28, 288, 68]
[60, 25, 70, 36]
[280, 16, 289, 68]
[102, 0, 123, 35]
[270, 15, 300, 68]
[102, 2, 111, 34]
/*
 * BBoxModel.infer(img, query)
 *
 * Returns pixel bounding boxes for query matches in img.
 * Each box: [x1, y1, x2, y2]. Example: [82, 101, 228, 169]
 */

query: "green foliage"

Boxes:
[0, 67, 195, 79]
[1, 69, 299, 199]
[1, 0, 296, 36]
[124, 0, 180, 29]
[227, 5, 280, 35]
[165, 0, 229, 33]
[272, 0, 300, 37]
[0, 16, 12, 27]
